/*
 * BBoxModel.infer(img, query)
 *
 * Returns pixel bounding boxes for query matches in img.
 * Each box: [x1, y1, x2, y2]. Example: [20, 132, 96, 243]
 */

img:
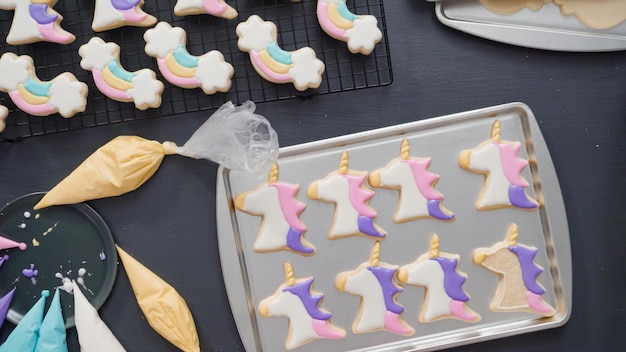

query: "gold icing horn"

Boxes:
[284, 262, 295, 286]
[507, 223, 519, 246]
[429, 234, 440, 258]
[370, 241, 380, 267]
[400, 138, 410, 160]
[268, 162, 279, 183]
[491, 120, 501, 143]
[338, 151, 349, 175]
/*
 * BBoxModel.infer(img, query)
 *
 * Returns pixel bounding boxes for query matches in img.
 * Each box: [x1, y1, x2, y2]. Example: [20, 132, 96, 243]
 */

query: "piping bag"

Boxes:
[34, 101, 278, 210]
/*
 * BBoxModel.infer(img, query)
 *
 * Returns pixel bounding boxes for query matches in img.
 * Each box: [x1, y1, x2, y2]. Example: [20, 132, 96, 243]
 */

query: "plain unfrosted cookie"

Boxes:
[307, 150, 386, 240]
[0, 105, 8, 132]
[479, 0, 550, 15]
[174, 0, 237, 19]
[144, 22, 234, 95]
[0, 0, 75, 45]
[0, 53, 87, 118]
[92, 0, 156, 32]
[234, 162, 315, 255]
[458, 120, 539, 210]
[335, 241, 415, 335]
[398, 234, 480, 323]
[236, 15, 325, 91]
[316, 0, 382, 55]
[79, 37, 164, 110]
[369, 138, 455, 223]
[553, 0, 626, 30]
[473, 223, 556, 316]
[258, 262, 345, 350]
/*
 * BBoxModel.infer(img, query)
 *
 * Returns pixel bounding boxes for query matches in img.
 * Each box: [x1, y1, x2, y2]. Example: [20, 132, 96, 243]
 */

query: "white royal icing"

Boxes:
[315, 174, 361, 238]
[0, 105, 8, 132]
[195, 51, 234, 93]
[236, 15, 275, 53]
[403, 258, 452, 322]
[127, 70, 163, 109]
[377, 161, 430, 221]
[92, 0, 125, 31]
[346, 15, 382, 54]
[143, 22, 185, 59]
[79, 37, 118, 71]
[469, 143, 511, 208]
[341, 266, 387, 332]
[48, 74, 88, 117]
[0, 53, 30, 92]
[289, 47, 325, 91]
[239, 185, 289, 251]
[0, 0, 41, 44]
[264, 290, 318, 349]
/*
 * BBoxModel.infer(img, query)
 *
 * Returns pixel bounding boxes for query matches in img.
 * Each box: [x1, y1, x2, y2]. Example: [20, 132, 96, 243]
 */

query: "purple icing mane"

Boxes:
[29, 4, 59, 25]
[368, 266, 404, 314]
[282, 278, 332, 320]
[111, 0, 141, 11]
[432, 257, 469, 301]
[509, 246, 545, 295]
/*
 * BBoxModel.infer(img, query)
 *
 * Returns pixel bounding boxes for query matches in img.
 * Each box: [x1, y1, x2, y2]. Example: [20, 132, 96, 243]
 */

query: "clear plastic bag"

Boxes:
[176, 101, 279, 176]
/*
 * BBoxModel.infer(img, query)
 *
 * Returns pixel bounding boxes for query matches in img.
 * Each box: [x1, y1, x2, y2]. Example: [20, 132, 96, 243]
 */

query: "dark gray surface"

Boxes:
[1, 1, 624, 351]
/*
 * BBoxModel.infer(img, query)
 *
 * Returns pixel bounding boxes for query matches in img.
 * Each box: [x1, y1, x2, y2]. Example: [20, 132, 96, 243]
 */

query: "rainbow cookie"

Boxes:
[369, 138, 455, 223]
[0, 0, 74, 45]
[308, 151, 387, 240]
[0, 53, 87, 118]
[259, 262, 346, 350]
[458, 120, 539, 210]
[144, 22, 234, 95]
[174, 0, 237, 19]
[236, 15, 325, 91]
[234, 163, 315, 255]
[473, 223, 555, 316]
[79, 37, 164, 110]
[399, 234, 480, 323]
[316, 0, 383, 55]
[336, 241, 414, 335]
[553, 0, 626, 30]
[0, 105, 7, 132]
[479, 0, 549, 15]
[92, 0, 156, 32]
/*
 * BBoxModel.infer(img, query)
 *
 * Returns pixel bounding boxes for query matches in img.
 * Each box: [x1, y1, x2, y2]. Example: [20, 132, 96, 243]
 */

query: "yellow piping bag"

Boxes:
[116, 245, 200, 352]
[34, 101, 278, 210]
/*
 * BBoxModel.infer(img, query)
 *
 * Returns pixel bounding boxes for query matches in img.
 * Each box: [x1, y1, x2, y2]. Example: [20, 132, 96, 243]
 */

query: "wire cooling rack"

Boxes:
[0, 0, 391, 140]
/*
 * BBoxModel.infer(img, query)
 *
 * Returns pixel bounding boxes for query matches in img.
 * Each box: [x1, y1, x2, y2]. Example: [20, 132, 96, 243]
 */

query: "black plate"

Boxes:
[0, 193, 117, 328]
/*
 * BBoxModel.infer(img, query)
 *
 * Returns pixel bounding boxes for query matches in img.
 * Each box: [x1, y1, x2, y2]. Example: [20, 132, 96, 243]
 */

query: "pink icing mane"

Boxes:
[344, 174, 376, 218]
[270, 183, 306, 231]
[402, 158, 442, 200]
[496, 142, 529, 187]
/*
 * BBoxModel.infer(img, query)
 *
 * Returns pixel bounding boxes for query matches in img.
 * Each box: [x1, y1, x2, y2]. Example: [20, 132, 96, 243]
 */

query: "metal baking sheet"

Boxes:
[433, 0, 626, 51]
[216, 102, 571, 351]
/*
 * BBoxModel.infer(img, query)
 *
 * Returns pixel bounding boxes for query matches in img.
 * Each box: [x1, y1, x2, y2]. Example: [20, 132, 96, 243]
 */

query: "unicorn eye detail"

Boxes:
[458, 120, 540, 211]
[234, 162, 315, 256]
[473, 223, 556, 317]
[258, 262, 345, 350]
[370, 138, 456, 223]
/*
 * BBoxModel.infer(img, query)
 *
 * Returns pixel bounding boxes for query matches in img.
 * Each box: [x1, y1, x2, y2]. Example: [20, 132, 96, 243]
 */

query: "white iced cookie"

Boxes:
[553, 0, 626, 30]
[174, 0, 237, 19]
[479, 0, 550, 15]
[316, 0, 382, 55]
[79, 37, 164, 110]
[0, 105, 7, 132]
[258, 262, 345, 350]
[92, 0, 156, 32]
[0, 53, 87, 118]
[398, 234, 480, 323]
[236, 15, 325, 91]
[335, 242, 414, 335]
[144, 22, 234, 95]
[0, 0, 75, 45]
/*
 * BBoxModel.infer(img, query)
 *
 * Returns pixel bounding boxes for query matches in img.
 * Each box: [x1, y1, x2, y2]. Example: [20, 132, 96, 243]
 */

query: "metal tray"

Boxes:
[433, 0, 626, 51]
[216, 102, 571, 351]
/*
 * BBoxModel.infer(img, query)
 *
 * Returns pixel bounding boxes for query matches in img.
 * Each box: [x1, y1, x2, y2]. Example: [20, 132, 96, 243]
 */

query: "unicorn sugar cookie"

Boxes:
[0, 0, 75, 45]
[369, 138, 455, 223]
[0, 53, 87, 118]
[458, 120, 539, 210]
[336, 241, 415, 335]
[259, 262, 346, 350]
[236, 15, 325, 91]
[79, 37, 164, 110]
[0, 105, 8, 132]
[92, 0, 156, 32]
[316, 0, 383, 55]
[479, 0, 549, 15]
[174, 0, 237, 19]
[398, 234, 480, 323]
[473, 223, 555, 317]
[235, 162, 315, 255]
[144, 22, 234, 95]
[308, 150, 387, 240]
